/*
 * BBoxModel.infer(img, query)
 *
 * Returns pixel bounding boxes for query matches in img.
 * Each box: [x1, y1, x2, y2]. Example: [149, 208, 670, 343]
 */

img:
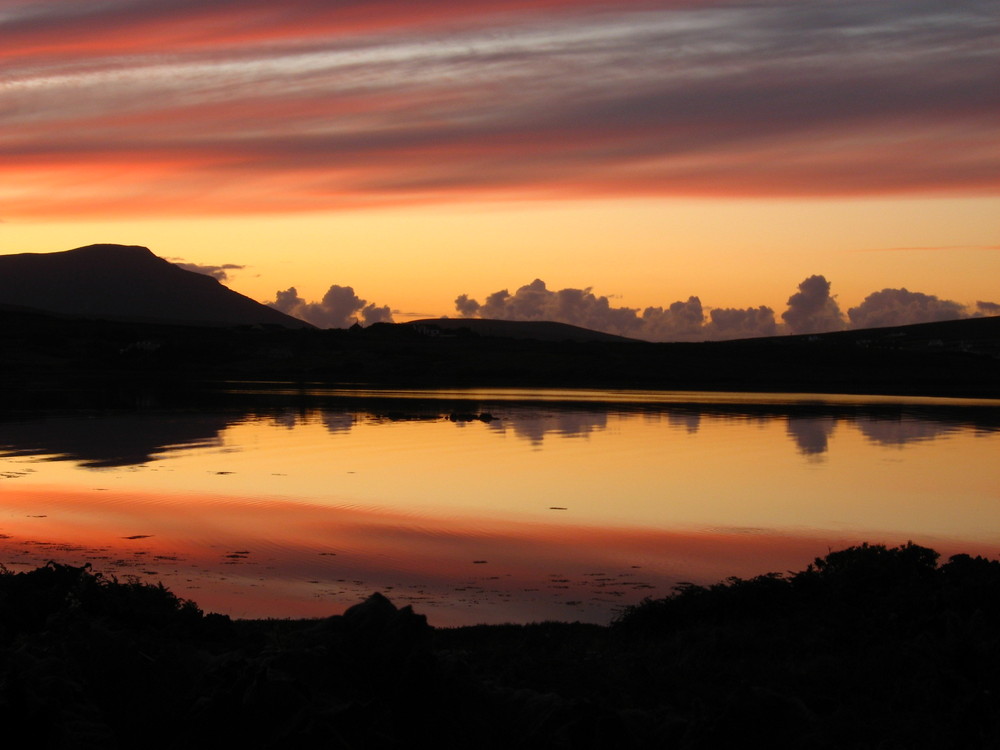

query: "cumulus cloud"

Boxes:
[781, 275, 845, 335]
[455, 274, 988, 342]
[268, 285, 394, 328]
[454, 294, 480, 317]
[704, 307, 777, 340]
[455, 280, 778, 342]
[847, 288, 966, 329]
[172, 260, 244, 282]
[639, 298, 706, 342]
[457, 280, 645, 338]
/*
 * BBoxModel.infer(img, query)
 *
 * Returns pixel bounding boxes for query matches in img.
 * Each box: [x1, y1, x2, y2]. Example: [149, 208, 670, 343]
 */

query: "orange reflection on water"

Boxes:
[2, 398, 999, 625]
[3, 482, 998, 626]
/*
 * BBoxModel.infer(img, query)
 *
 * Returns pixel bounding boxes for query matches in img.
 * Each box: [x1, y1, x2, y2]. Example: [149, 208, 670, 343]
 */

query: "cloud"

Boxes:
[0, 0, 625, 59]
[172, 260, 244, 282]
[781, 275, 845, 335]
[455, 279, 779, 342]
[639, 298, 706, 342]
[268, 284, 394, 328]
[458, 279, 646, 338]
[454, 294, 481, 317]
[360, 303, 394, 325]
[704, 306, 777, 340]
[3, 0, 998, 218]
[456, 274, 992, 340]
[847, 288, 966, 329]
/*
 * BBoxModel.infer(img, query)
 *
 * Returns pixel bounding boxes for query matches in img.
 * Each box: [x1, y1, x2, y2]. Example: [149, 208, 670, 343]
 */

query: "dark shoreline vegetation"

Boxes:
[3, 543, 1000, 748]
[2, 306, 1000, 407]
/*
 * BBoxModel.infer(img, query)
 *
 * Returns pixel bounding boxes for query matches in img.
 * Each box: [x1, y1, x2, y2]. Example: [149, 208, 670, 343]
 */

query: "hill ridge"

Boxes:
[0, 244, 310, 328]
[407, 317, 640, 343]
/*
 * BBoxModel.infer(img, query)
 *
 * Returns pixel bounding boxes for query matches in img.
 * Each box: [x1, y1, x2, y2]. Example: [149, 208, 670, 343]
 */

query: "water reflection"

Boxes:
[854, 417, 959, 447]
[322, 412, 356, 434]
[786, 417, 838, 456]
[2, 399, 999, 468]
[0, 412, 239, 468]
[2, 391, 998, 625]
[667, 410, 701, 434]
[0, 485, 867, 625]
[489, 410, 609, 447]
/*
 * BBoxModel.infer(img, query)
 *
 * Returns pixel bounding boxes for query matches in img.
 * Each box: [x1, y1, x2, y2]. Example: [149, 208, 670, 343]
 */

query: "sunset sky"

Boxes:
[2, 0, 998, 335]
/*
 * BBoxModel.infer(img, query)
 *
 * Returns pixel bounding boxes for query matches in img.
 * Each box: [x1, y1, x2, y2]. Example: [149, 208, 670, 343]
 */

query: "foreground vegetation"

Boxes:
[2, 543, 999, 748]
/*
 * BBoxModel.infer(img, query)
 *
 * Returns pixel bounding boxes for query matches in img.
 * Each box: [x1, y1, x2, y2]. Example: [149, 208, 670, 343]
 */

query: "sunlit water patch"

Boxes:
[1, 390, 998, 625]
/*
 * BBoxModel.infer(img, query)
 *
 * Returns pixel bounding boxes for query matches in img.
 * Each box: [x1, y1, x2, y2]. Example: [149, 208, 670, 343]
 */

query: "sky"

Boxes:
[2, 0, 998, 339]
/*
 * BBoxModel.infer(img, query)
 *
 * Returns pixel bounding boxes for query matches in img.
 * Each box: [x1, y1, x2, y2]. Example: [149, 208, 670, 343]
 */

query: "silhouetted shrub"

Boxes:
[0, 561, 209, 642]
[5, 547, 1000, 748]
[614, 542, 949, 635]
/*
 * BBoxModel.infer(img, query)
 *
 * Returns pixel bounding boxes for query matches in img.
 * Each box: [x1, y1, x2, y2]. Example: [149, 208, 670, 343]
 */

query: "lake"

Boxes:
[2, 387, 998, 626]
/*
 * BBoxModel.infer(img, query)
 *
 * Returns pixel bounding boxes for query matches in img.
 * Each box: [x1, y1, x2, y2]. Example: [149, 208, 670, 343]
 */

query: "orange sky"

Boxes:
[2, 0, 998, 330]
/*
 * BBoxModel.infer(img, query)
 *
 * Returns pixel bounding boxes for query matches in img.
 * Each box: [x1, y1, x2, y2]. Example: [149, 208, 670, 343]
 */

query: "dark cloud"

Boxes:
[454, 294, 480, 317]
[268, 284, 394, 328]
[4, 0, 998, 217]
[172, 260, 244, 282]
[704, 306, 777, 340]
[458, 279, 645, 338]
[361, 303, 394, 325]
[640, 298, 706, 342]
[847, 288, 966, 329]
[457, 274, 988, 341]
[455, 280, 781, 342]
[781, 275, 845, 335]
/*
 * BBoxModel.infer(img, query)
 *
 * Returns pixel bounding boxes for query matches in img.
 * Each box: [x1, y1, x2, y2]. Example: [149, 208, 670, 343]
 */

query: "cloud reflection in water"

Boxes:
[1, 395, 998, 625]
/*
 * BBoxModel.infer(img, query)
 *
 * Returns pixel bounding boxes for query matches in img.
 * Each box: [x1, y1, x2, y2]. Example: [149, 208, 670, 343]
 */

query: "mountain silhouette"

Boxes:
[408, 317, 639, 343]
[0, 244, 310, 328]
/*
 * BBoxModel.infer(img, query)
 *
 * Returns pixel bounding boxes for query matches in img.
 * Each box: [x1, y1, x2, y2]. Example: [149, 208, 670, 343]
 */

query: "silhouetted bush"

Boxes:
[0, 561, 207, 640]
[4, 547, 1000, 748]
[613, 542, 956, 635]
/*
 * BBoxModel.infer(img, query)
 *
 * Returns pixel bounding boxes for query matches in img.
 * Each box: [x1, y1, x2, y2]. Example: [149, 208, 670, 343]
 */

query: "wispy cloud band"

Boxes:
[2, 0, 997, 217]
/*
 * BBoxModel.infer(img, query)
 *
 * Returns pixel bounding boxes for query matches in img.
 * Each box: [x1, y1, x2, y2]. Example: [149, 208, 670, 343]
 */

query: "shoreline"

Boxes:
[4, 308, 1000, 403]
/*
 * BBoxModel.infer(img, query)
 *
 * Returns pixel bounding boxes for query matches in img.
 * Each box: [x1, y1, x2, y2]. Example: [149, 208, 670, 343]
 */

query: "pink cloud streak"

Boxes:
[2, 0, 997, 217]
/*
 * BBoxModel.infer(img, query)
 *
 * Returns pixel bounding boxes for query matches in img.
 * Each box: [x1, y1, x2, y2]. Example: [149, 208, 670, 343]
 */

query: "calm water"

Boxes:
[1, 388, 998, 626]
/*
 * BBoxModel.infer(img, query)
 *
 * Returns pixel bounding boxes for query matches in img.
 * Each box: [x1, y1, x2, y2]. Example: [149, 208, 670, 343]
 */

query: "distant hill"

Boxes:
[727, 313, 1000, 357]
[0, 244, 310, 328]
[1, 302, 998, 399]
[407, 317, 639, 343]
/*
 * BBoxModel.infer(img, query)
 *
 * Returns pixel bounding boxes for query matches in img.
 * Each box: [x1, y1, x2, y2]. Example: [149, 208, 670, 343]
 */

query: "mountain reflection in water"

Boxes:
[1, 391, 998, 625]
